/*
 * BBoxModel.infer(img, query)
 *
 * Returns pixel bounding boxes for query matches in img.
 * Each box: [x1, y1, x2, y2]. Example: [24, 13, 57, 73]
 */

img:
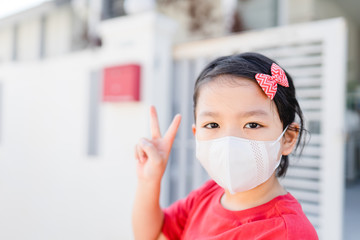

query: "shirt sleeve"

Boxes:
[161, 180, 214, 240]
[283, 214, 319, 240]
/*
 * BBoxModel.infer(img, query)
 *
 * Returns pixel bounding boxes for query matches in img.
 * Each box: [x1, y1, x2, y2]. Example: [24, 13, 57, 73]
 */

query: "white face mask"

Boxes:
[195, 127, 287, 194]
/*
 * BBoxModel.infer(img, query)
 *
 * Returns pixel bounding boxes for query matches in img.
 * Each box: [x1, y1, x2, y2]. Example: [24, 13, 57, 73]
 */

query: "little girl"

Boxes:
[132, 52, 319, 239]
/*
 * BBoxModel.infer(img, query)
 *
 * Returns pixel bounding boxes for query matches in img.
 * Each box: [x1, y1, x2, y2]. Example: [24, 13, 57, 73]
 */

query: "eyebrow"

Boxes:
[199, 110, 270, 118]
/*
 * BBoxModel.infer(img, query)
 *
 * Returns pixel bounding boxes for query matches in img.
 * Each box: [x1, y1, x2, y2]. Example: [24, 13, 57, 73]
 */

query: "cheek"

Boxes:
[194, 125, 218, 141]
[194, 126, 207, 140]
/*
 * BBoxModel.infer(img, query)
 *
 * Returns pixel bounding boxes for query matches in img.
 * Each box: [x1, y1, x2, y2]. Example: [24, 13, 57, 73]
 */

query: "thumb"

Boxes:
[139, 139, 162, 163]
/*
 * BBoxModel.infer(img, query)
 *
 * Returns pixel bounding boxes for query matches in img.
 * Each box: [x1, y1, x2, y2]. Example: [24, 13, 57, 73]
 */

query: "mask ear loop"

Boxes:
[274, 125, 289, 143]
[272, 125, 290, 168]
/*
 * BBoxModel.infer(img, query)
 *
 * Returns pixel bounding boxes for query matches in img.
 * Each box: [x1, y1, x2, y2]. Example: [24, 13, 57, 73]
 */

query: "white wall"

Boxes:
[0, 12, 176, 240]
[18, 17, 41, 61]
[0, 26, 13, 63]
[0, 2, 72, 62]
[44, 6, 72, 58]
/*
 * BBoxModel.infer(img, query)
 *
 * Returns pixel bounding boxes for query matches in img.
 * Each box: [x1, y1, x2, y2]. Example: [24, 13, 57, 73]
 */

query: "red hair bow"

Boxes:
[255, 63, 289, 100]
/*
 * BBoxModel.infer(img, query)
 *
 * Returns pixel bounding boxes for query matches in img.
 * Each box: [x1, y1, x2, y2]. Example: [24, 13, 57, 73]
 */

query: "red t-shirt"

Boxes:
[162, 180, 318, 240]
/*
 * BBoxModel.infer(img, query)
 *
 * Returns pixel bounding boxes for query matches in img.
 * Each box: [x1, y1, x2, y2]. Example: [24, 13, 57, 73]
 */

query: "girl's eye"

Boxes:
[204, 123, 219, 129]
[245, 123, 261, 129]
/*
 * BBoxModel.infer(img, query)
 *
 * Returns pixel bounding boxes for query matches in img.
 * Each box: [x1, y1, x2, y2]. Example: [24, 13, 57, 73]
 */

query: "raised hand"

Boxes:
[135, 106, 181, 183]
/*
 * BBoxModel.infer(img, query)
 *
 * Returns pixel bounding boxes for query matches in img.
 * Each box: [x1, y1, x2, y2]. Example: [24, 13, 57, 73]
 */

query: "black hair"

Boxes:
[193, 52, 305, 177]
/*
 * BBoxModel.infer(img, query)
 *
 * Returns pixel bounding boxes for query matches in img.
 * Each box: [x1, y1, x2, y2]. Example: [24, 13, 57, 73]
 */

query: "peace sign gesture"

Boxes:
[135, 106, 181, 183]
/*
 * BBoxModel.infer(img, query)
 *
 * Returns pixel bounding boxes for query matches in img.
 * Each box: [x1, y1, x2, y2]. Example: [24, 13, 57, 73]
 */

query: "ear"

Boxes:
[192, 124, 196, 136]
[281, 122, 299, 156]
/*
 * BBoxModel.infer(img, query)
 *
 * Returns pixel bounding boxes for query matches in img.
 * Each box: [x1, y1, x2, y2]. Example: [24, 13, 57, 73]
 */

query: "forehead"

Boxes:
[195, 75, 280, 118]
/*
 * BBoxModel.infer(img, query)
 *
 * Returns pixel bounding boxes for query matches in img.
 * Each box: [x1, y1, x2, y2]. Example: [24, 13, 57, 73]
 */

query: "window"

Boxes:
[102, 0, 126, 20]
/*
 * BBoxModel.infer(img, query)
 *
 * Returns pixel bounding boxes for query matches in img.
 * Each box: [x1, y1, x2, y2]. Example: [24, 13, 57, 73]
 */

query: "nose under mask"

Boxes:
[195, 127, 287, 194]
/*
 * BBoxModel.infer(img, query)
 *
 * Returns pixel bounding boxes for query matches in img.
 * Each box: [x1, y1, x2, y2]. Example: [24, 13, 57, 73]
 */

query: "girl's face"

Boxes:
[193, 75, 297, 155]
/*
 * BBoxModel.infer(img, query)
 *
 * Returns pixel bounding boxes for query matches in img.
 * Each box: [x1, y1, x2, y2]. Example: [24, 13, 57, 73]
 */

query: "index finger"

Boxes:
[150, 106, 161, 139]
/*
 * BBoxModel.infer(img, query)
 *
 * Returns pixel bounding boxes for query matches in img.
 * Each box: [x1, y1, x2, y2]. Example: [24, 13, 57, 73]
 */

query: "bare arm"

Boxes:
[133, 179, 164, 240]
[132, 106, 181, 240]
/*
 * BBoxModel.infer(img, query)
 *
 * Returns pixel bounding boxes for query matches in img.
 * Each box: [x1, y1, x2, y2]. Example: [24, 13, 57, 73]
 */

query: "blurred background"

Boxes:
[0, 0, 359, 239]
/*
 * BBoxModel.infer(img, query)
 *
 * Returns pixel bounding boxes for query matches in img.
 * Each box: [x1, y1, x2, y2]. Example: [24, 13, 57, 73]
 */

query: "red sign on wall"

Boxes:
[103, 64, 141, 102]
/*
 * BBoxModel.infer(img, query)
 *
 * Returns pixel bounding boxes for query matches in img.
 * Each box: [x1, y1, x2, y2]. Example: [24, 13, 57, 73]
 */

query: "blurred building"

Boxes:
[0, 0, 359, 239]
